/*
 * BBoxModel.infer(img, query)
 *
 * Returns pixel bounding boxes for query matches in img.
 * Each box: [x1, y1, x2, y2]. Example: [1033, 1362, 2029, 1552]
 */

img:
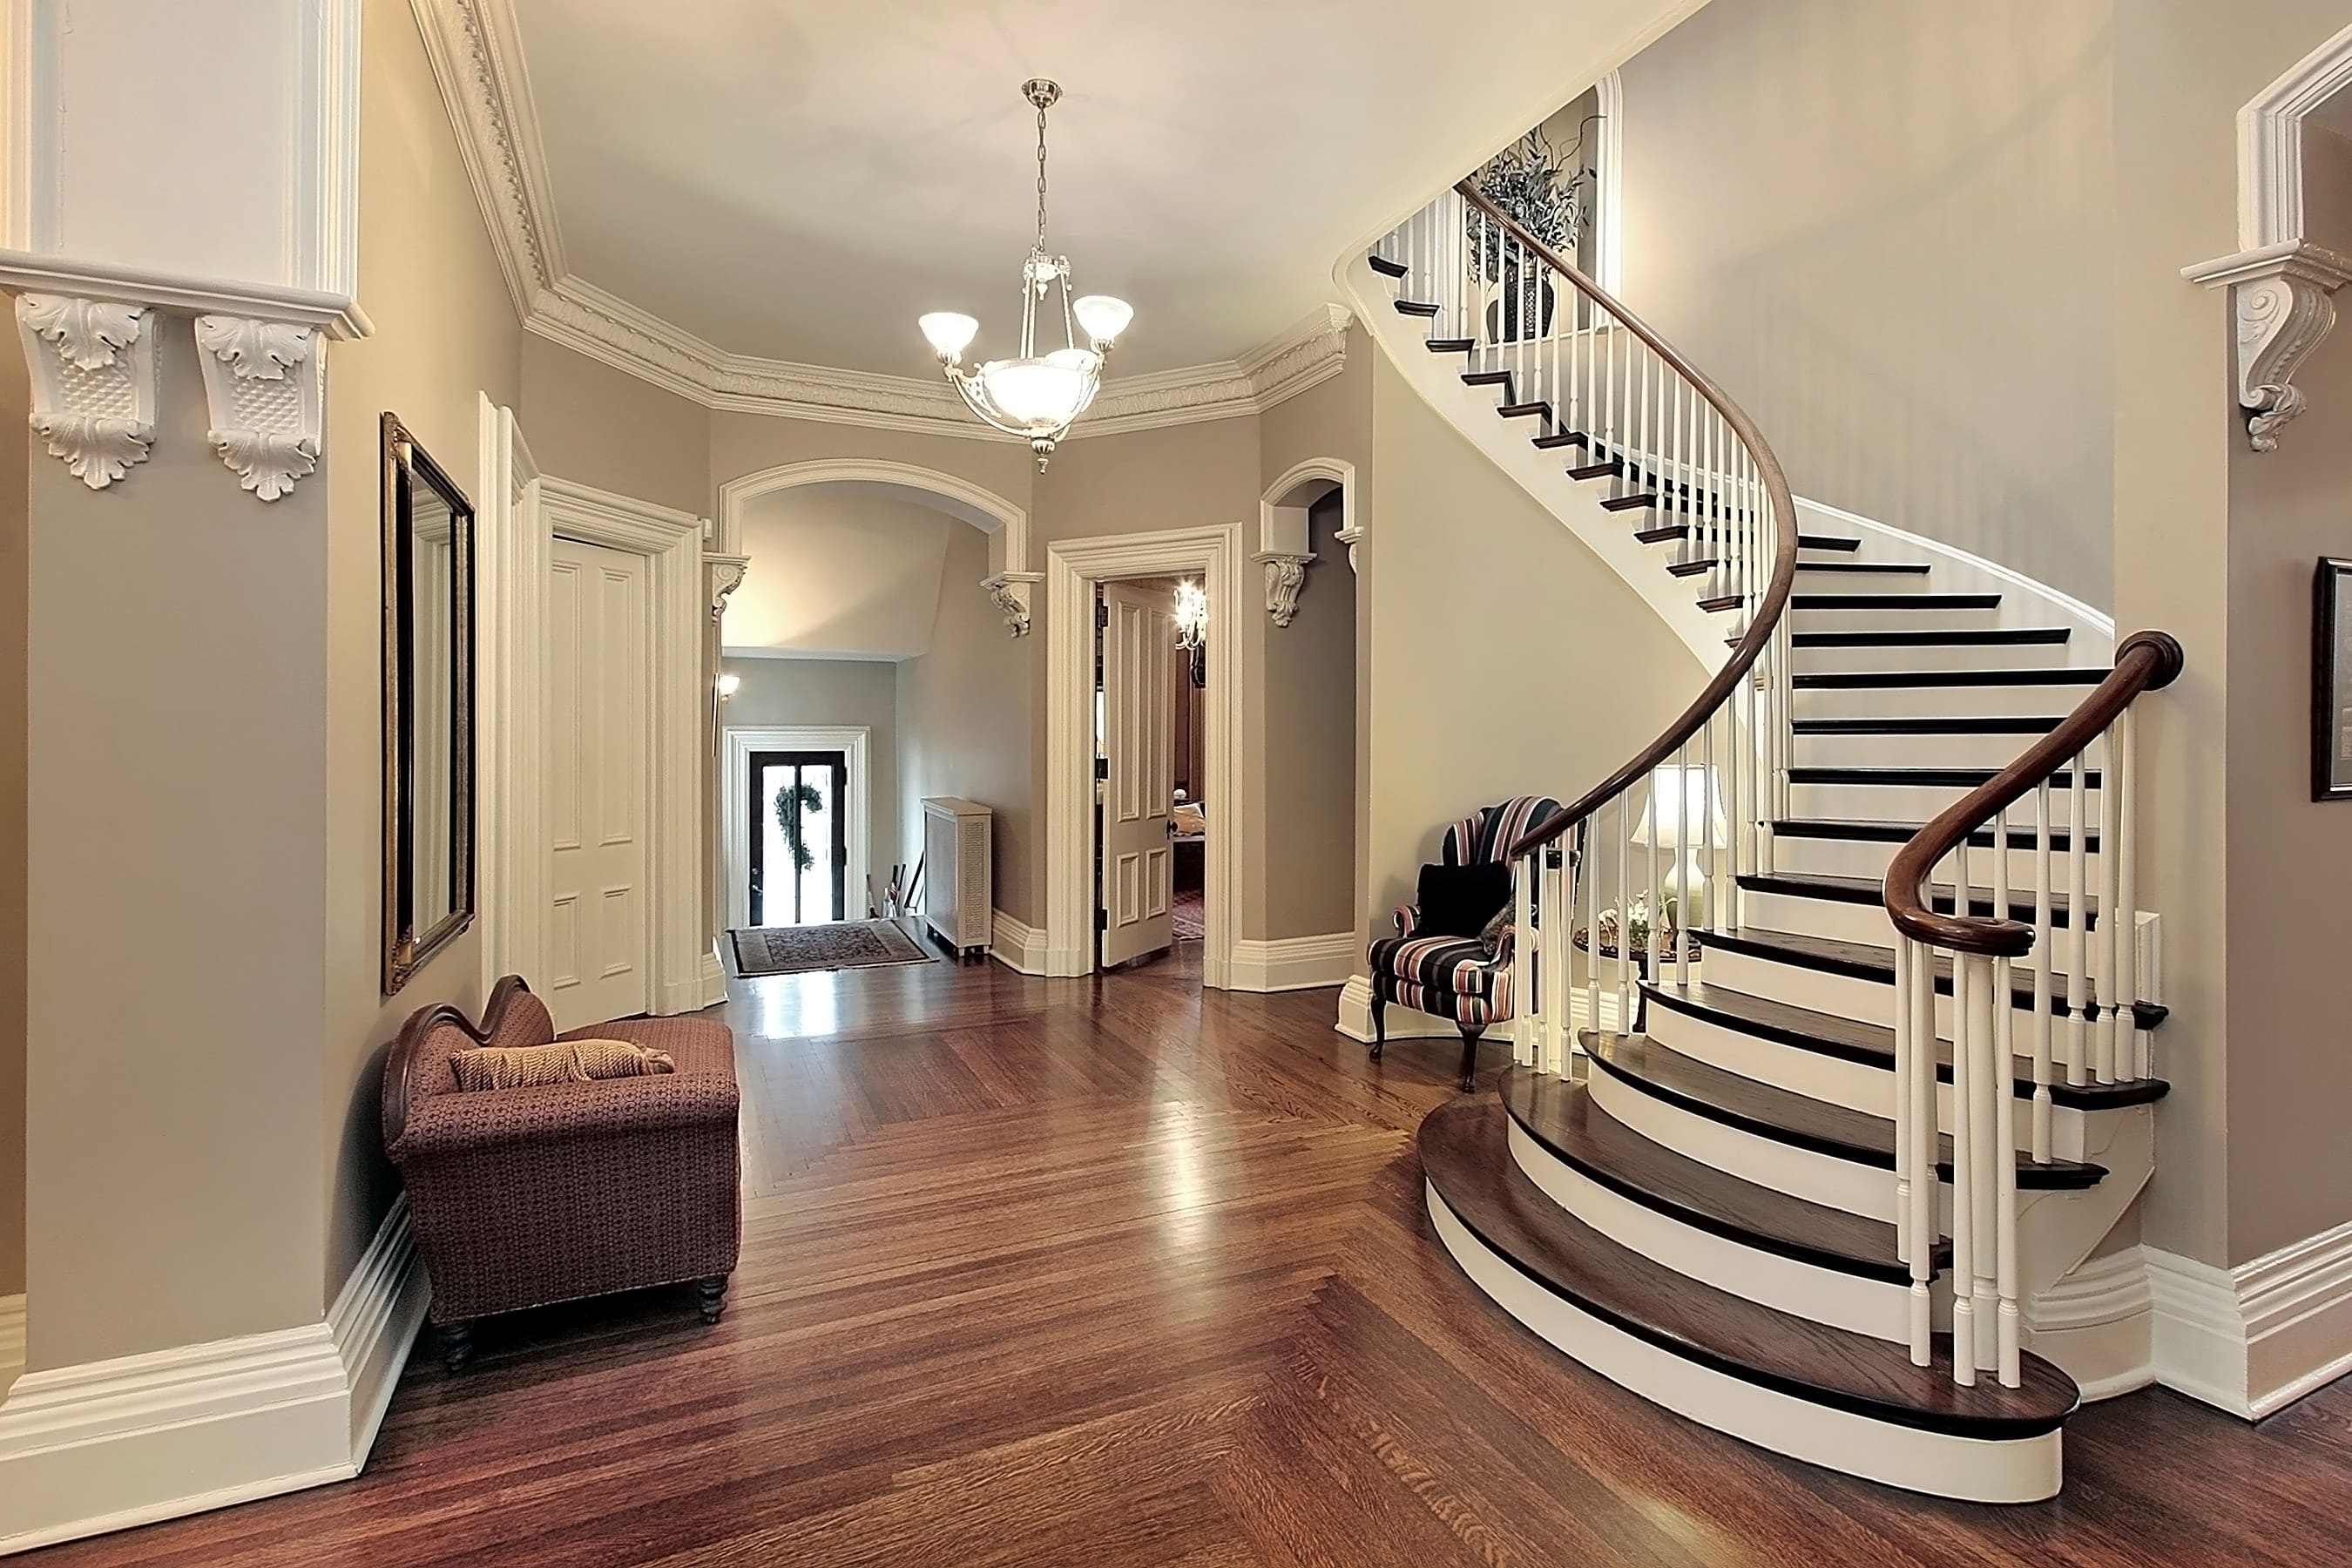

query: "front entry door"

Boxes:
[545, 535, 652, 1031]
[1099, 581, 1176, 966]
[747, 749, 848, 926]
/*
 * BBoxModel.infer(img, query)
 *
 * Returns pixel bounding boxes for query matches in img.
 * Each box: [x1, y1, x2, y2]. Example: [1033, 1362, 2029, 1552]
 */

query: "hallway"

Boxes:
[33, 953, 2352, 1565]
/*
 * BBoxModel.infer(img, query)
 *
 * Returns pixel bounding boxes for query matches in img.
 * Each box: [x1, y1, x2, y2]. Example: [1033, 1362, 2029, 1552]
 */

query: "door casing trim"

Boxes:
[721, 725, 872, 933]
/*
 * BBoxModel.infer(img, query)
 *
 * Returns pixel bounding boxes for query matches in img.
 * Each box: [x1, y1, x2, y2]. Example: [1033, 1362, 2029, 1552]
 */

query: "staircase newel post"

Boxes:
[1950, 936, 1977, 1386]
[1893, 934, 1914, 1269]
[1906, 937, 1937, 1368]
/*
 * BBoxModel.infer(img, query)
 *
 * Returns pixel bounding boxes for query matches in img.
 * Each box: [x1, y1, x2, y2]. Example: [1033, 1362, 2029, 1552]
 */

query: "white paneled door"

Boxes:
[1099, 582, 1175, 967]
[545, 536, 652, 1031]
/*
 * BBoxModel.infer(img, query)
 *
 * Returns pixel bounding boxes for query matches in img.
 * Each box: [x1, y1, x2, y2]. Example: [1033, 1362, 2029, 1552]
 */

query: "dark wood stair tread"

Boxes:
[1788, 765, 2099, 788]
[1418, 1098, 2079, 1436]
[1425, 337, 1475, 353]
[1667, 558, 1720, 578]
[1794, 715, 2068, 736]
[1393, 299, 1441, 317]
[1642, 980, 2169, 1111]
[1531, 430, 1591, 450]
[1794, 668, 2108, 689]
[1697, 593, 1745, 613]
[1600, 493, 1659, 511]
[1701, 925, 2159, 1031]
[1635, 524, 1687, 544]
[1368, 253, 1410, 278]
[1503, 1068, 1937, 1282]
[1794, 562, 1932, 576]
[1794, 591, 1998, 610]
[1580, 1033, 2106, 1189]
[1771, 816, 2098, 852]
[1793, 627, 2070, 648]
[1570, 459, 1625, 481]
[1739, 868, 2096, 929]
[1798, 536, 1863, 552]
[1463, 369, 1513, 388]
[1497, 401, 1551, 420]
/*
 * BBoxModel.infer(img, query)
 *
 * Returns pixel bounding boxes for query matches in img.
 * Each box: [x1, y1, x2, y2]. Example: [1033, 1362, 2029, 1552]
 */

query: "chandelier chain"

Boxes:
[1035, 99, 1050, 250]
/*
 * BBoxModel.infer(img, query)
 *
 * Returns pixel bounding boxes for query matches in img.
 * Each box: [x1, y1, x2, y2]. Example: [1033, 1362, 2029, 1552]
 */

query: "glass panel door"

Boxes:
[747, 749, 848, 925]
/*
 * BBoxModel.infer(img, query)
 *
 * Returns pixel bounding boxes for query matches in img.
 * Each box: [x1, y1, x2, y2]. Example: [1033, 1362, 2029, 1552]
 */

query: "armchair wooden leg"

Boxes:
[698, 1275, 730, 1325]
[1369, 992, 1386, 1060]
[439, 1320, 475, 1373]
[1456, 1024, 1487, 1093]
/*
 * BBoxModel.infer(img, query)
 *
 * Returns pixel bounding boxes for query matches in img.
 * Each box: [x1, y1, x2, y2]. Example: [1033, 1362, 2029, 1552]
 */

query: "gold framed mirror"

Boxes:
[381, 413, 476, 994]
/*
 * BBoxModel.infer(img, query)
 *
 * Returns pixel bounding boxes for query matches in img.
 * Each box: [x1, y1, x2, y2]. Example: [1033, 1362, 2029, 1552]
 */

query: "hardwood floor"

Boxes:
[29, 943, 2352, 1565]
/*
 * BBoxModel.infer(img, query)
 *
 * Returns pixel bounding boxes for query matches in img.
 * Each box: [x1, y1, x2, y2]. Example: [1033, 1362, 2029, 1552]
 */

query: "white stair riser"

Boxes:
[1640, 1000, 2098, 1163]
[1586, 1053, 1895, 1220]
[1425, 1187, 2066, 1504]
[1794, 681, 2105, 720]
[1698, 940, 2111, 1045]
[1792, 603, 2004, 633]
[1736, 887, 2100, 957]
[1788, 780, 2095, 823]
[1794, 730, 2072, 769]
[1773, 830, 2069, 889]
[1792, 639, 2076, 675]
[1504, 1118, 1926, 1342]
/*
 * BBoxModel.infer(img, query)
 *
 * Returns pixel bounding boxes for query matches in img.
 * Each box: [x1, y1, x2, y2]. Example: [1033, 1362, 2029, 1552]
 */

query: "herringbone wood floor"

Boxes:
[30, 945, 2352, 1565]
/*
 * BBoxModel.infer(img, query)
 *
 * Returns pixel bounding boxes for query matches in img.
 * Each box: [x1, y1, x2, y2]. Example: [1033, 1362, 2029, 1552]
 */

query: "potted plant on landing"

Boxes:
[1469, 125, 1585, 342]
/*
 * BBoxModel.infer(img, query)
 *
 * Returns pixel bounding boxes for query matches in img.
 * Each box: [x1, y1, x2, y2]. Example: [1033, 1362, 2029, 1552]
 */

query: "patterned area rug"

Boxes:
[1172, 887, 1206, 942]
[730, 919, 934, 977]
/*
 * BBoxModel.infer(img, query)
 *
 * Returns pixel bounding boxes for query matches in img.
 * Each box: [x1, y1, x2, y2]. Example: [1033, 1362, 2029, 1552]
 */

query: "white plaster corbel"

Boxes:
[1334, 524, 1363, 573]
[16, 294, 158, 490]
[984, 571, 1044, 637]
[2185, 242, 2352, 451]
[1253, 551, 1315, 627]
[705, 551, 750, 623]
[193, 314, 323, 499]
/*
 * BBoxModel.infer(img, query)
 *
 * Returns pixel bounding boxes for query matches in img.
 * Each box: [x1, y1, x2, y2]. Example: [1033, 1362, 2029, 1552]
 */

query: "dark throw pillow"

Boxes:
[1416, 862, 1512, 940]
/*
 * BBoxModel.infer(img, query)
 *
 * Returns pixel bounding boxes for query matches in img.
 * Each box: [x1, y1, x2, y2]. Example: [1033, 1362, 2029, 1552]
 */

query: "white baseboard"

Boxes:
[0, 1198, 426, 1556]
[0, 1296, 22, 1391]
[699, 947, 728, 1008]
[2024, 1247, 2154, 1402]
[990, 909, 1048, 976]
[2147, 1217, 2352, 1418]
[1228, 932, 1356, 992]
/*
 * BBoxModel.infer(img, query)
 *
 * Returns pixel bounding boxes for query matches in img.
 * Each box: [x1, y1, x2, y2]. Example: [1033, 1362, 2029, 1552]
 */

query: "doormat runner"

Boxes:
[729, 919, 934, 977]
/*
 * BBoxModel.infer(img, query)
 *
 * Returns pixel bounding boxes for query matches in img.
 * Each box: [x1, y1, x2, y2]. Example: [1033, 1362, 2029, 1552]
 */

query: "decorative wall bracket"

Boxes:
[1253, 551, 1315, 627]
[2184, 241, 2352, 451]
[16, 295, 158, 490]
[193, 315, 323, 499]
[704, 552, 750, 623]
[983, 571, 1044, 637]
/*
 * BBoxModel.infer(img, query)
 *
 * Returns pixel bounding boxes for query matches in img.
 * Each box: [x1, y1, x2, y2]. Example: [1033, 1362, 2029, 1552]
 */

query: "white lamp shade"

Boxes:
[918, 311, 980, 358]
[1629, 763, 1729, 850]
[714, 672, 740, 698]
[978, 355, 1095, 429]
[1072, 294, 1133, 344]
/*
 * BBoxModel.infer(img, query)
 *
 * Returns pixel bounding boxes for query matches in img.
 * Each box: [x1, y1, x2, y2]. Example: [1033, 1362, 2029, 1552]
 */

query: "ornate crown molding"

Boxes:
[16, 295, 158, 490]
[704, 552, 750, 623]
[983, 571, 1044, 637]
[193, 315, 323, 499]
[1252, 551, 1314, 627]
[419, 0, 1352, 436]
[2186, 240, 2352, 452]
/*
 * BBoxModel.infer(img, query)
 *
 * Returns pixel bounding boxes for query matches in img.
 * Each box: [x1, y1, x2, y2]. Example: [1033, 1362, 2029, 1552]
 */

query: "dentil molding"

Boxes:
[983, 571, 1043, 637]
[16, 295, 159, 491]
[704, 552, 750, 623]
[193, 316, 324, 499]
[1253, 551, 1314, 627]
[2184, 241, 2352, 452]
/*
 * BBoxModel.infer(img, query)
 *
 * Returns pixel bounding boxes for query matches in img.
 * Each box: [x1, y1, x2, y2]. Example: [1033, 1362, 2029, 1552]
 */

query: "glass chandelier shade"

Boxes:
[1173, 579, 1208, 650]
[916, 81, 1132, 469]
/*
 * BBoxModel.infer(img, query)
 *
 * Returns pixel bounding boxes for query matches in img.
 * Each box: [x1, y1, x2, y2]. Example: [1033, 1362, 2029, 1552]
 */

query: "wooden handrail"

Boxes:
[1459, 180, 1803, 861]
[1882, 631, 2185, 956]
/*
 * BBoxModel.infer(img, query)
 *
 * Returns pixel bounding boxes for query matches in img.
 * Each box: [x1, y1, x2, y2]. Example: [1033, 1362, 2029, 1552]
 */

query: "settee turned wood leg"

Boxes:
[699, 1276, 729, 1325]
[1456, 1024, 1487, 1094]
[439, 1321, 475, 1373]
[1369, 993, 1386, 1060]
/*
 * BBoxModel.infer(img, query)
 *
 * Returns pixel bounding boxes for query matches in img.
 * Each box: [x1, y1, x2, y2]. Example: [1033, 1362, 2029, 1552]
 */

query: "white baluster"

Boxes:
[1615, 795, 1632, 1031]
[2117, 709, 2141, 1079]
[2031, 778, 2054, 1162]
[2065, 754, 2089, 1086]
[1513, 853, 1537, 1070]
[2099, 724, 2124, 1085]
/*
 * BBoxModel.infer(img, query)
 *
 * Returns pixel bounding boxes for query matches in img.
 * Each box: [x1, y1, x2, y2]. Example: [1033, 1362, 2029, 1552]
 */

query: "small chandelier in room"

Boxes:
[1174, 578, 1208, 687]
[917, 79, 1132, 469]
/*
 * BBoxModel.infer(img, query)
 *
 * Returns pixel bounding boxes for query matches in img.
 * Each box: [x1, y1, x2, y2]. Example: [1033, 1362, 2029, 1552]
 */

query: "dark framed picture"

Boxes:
[2315, 558, 2352, 801]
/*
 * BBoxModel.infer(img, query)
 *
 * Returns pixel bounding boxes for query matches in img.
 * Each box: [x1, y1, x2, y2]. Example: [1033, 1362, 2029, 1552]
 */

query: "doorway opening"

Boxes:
[747, 748, 849, 926]
[1091, 576, 1206, 978]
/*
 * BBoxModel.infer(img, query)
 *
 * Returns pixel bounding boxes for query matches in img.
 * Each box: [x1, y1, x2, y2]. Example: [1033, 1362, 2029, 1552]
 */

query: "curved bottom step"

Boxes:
[1420, 1098, 2072, 1503]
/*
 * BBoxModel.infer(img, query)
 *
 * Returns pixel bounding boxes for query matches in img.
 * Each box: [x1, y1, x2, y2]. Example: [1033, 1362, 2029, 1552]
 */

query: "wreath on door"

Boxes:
[774, 781, 825, 873]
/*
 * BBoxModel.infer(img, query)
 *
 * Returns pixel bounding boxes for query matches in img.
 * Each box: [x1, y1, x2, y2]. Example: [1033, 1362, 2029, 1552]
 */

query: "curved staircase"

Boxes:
[1352, 184, 2180, 1503]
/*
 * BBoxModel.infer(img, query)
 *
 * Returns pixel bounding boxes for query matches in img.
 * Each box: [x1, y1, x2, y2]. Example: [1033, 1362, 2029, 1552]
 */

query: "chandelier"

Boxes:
[1174, 578, 1208, 686]
[918, 80, 1132, 469]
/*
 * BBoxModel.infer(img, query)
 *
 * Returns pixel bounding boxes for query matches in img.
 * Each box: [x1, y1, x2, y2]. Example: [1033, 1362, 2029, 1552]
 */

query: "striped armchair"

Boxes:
[1369, 796, 1563, 1091]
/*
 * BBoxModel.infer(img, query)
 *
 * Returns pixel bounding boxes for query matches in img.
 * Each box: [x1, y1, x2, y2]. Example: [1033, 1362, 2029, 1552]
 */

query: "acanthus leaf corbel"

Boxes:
[983, 571, 1044, 637]
[705, 552, 750, 623]
[17, 294, 158, 490]
[1252, 550, 1315, 627]
[2184, 240, 2352, 452]
[193, 315, 322, 499]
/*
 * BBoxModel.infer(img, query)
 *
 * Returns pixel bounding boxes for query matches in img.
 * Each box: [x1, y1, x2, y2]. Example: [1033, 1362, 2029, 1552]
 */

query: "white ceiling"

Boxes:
[505, 0, 1695, 375]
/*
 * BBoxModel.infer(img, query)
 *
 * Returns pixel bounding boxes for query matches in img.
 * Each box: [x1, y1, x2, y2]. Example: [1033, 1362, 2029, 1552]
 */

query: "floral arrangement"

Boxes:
[1468, 125, 1586, 284]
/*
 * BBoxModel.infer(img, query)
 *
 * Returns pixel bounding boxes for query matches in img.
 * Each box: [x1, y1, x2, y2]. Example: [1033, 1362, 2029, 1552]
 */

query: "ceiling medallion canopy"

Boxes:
[917, 79, 1132, 469]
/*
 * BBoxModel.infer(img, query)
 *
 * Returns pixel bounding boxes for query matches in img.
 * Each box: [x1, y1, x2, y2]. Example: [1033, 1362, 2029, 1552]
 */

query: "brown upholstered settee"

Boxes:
[382, 976, 742, 1369]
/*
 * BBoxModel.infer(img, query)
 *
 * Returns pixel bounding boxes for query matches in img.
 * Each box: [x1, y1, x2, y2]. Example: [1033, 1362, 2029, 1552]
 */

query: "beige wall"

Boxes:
[518, 335, 708, 517]
[896, 520, 1036, 923]
[0, 316, 24, 1303]
[722, 656, 902, 889]
[1362, 352, 1700, 952]
[727, 490, 953, 659]
[1618, 0, 2119, 607]
[318, 0, 524, 1295]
